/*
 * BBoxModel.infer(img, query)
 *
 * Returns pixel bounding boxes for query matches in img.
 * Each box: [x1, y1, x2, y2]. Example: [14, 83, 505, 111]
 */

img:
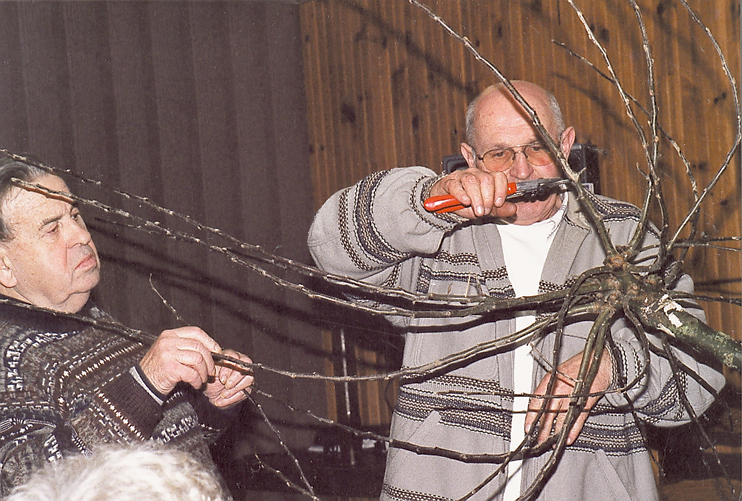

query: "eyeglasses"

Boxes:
[475, 141, 556, 171]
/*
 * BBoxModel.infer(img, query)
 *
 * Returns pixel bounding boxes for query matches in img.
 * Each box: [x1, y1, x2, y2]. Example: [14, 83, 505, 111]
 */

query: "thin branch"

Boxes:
[244, 391, 317, 498]
[561, 0, 658, 265]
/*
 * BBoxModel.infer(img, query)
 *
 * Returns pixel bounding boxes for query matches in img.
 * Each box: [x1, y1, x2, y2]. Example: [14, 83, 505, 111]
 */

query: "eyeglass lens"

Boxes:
[482, 144, 553, 170]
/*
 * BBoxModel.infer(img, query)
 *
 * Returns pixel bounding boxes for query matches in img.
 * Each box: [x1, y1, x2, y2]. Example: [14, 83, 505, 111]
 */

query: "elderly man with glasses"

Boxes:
[307, 81, 723, 501]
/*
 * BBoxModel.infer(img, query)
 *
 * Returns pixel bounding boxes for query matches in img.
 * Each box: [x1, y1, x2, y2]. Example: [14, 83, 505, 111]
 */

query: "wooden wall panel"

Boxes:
[300, 0, 741, 460]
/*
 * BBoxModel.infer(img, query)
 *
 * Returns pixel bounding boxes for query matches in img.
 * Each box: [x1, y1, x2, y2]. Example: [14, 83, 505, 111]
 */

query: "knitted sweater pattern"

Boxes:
[0, 301, 230, 494]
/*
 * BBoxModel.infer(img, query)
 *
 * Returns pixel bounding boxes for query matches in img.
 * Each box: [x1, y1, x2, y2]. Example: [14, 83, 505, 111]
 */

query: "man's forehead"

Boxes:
[475, 111, 544, 145]
[3, 176, 74, 227]
[474, 95, 555, 146]
[483, 91, 550, 123]
[20, 174, 71, 197]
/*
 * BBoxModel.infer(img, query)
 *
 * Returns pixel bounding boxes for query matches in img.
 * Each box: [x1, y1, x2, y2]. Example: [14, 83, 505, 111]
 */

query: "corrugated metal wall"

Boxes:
[0, 1, 327, 491]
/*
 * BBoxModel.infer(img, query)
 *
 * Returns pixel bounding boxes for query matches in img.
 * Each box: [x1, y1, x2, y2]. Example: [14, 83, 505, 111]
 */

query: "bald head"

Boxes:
[465, 81, 566, 148]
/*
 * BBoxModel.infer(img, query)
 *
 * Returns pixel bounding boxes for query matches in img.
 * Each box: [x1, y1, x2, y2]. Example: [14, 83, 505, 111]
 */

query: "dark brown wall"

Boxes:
[0, 1, 328, 479]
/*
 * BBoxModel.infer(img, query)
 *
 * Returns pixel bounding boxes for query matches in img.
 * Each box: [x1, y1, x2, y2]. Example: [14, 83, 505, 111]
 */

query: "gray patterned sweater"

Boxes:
[0, 299, 236, 495]
[307, 166, 725, 501]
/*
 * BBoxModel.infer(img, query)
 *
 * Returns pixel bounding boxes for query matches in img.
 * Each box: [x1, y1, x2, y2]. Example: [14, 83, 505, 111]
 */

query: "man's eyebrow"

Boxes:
[39, 213, 64, 229]
[38, 203, 76, 229]
[484, 139, 543, 151]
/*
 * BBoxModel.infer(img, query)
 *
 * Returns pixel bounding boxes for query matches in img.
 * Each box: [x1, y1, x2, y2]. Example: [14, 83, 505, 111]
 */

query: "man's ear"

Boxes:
[460, 142, 477, 169]
[0, 254, 17, 289]
[560, 126, 576, 159]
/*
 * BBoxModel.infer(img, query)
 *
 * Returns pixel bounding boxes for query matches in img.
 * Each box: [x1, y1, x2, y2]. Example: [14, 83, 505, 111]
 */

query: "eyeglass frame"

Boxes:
[471, 131, 567, 172]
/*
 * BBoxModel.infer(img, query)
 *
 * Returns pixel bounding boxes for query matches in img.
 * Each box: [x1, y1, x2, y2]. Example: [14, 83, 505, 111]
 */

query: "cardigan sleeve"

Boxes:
[0, 369, 165, 495]
[590, 209, 727, 425]
[308, 166, 460, 284]
[604, 272, 726, 426]
[130, 364, 239, 443]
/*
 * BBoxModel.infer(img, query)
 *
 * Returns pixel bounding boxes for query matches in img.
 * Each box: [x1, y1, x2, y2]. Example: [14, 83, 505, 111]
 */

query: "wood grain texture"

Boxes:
[300, 0, 741, 452]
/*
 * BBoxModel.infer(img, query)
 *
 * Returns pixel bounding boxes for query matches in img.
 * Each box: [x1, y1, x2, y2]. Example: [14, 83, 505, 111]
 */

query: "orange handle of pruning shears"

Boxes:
[424, 183, 518, 213]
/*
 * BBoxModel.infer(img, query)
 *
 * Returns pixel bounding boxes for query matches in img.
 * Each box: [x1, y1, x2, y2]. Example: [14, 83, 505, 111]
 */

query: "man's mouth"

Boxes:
[76, 249, 98, 271]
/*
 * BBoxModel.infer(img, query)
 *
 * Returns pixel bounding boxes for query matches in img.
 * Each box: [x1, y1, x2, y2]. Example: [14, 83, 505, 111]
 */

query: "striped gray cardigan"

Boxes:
[308, 166, 725, 501]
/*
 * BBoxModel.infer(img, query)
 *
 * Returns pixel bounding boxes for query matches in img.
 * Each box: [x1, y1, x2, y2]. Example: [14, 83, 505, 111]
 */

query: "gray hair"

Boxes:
[6, 443, 228, 501]
[465, 84, 566, 145]
[0, 156, 51, 241]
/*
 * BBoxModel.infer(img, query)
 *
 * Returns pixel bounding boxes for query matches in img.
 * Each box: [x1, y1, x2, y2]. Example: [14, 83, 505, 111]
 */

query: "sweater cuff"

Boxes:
[131, 364, 168, 404]
[604, 339, 647, 408]
[417, 174, 467, 227]
[98, 369, 165, 437]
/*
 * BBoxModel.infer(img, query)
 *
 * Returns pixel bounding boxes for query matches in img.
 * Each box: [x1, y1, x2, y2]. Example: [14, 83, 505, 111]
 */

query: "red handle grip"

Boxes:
[424, 183, 517, 213]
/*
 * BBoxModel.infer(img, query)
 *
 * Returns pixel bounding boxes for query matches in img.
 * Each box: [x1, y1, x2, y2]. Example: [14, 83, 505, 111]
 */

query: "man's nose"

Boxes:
[68, 221, 92, 246]
[508, 150, 534, 180]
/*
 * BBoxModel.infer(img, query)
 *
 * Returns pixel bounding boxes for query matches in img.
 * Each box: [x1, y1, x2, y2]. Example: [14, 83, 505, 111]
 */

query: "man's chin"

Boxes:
[61, 291, 95, 314]
[510, 199, 559, 225]
[74, 270, 100, 300]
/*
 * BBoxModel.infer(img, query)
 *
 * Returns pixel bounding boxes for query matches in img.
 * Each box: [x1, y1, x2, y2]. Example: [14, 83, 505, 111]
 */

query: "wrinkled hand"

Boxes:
[139, 326, 221, 396]
[203, 349, 254, 408]
[429, 168, 516, 219]
[524, 348, 612, 446]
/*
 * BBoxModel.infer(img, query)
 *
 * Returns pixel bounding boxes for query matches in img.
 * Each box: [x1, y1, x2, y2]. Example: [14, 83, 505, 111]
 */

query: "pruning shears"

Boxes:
[423, 177, 572, 214]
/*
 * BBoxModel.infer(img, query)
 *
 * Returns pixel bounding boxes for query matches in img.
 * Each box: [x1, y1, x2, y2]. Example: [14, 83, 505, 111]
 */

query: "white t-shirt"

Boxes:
[497, 194, 566, 500]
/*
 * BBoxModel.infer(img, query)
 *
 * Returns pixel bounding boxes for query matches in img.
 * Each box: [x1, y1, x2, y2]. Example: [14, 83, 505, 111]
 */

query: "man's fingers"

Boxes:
[140, 327, 225, 395]
[216, 351, 254, 391]
[524, 407, 537, 435]
[527, 389, 575, 444]
[493, 201, 517, 219]
[173, 342, 215, 384]
[218, 373, 254, 400]
[170, 336, 217, 381]
[526, 394, 554, 443]
[168, 327, 222, 355]
[429, 169, 511, 219]
[528, 396, 596, 445]
[169, 327, 222, 375]
[141, 327, 257, 406]
[204, 350, 255, 408]
[568, 409, 591, 445]
[525, 349, 613, 446]
[539, 400, 561, 443]
[459, 171, 490, 216]
[493, 173, 509, 206]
